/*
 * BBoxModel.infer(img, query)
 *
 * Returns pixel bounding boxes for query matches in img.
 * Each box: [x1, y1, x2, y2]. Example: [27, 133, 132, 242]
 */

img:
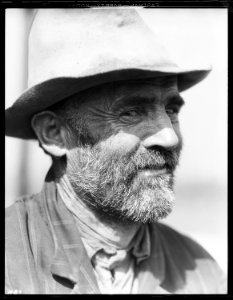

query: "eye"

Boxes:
[119, 108, 143, 118]
[166, 107, 177, 115]
[120, 110, 138, 117]
[165, 107, 180, 124]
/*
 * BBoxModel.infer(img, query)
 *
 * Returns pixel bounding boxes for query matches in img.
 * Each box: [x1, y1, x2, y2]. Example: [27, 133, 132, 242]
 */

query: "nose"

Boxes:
[141, 127, 179, 149]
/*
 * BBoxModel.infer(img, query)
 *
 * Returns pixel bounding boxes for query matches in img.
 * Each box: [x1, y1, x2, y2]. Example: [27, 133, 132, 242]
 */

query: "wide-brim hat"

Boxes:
[5, 8, 211, 139]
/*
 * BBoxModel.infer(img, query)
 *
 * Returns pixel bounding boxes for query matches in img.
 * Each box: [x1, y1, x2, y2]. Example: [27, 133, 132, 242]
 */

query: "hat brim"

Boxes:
[5, 68, 210, 139]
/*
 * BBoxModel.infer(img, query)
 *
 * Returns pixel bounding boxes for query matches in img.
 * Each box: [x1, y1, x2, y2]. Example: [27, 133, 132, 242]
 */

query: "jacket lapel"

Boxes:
[43, 180, 100, 294]
[136, 224, 170, 294]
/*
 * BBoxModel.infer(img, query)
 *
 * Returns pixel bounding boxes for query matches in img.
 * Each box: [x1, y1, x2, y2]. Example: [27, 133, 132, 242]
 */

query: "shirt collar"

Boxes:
[56, 174, 151, 263]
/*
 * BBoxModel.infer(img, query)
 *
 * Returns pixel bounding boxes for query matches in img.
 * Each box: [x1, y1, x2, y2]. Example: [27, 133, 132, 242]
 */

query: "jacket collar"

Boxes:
[136, 224, 167, 293]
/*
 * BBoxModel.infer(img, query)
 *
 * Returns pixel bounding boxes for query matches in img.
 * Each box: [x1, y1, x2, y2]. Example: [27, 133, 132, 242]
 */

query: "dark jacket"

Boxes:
[5, 179, 226, 294]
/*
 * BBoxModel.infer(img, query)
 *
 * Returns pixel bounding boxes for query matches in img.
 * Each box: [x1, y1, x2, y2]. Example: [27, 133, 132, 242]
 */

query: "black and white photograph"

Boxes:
[5, 6, 228, 294]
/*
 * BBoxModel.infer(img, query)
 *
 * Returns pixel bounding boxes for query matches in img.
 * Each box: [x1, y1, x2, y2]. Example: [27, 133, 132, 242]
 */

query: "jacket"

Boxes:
[5, 179, 227, 294]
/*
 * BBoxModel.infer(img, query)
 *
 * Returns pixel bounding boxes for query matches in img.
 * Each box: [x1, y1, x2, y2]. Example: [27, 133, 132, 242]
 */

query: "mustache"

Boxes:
[118, 143, 182, 174]
[87, 142, 183, 187]
[68, 141, 182, 184]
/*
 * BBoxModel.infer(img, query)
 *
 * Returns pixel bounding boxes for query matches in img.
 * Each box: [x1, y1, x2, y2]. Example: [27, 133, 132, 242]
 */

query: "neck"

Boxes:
[55, 169, 140, 250]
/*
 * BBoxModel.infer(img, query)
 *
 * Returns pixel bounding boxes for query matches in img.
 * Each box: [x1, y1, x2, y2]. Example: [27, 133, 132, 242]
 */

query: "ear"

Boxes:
[31, 111, 68, 157]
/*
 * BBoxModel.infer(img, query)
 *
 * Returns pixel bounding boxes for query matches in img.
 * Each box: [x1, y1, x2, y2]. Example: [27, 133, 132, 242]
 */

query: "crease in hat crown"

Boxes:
[5, 8, 211, 139]
[28, 8, 180, 88]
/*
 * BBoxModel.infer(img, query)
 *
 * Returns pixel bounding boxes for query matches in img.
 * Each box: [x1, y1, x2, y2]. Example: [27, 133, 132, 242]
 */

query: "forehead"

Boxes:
[62, 75, 180, 113]
[113, 76, 179, 102]
[84, 75, 179, 108]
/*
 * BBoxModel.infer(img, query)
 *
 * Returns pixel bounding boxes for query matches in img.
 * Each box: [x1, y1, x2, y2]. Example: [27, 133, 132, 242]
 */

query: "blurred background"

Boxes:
[5, 8, 227, 275]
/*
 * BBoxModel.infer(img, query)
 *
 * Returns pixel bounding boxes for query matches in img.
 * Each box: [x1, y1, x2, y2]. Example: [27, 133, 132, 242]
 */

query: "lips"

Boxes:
[137, 163, 166, 171]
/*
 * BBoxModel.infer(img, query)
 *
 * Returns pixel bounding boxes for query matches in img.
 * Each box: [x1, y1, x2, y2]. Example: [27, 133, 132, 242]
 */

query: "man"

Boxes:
[5, 8, 226, 294]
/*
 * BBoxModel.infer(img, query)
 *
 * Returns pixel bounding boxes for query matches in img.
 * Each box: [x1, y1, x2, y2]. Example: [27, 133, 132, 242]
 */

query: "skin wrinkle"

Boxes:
[136, 109, 172, 142]
[67, 90, 181, 225]
[51, 77, 183, 145]
[36, 76, 183, 227]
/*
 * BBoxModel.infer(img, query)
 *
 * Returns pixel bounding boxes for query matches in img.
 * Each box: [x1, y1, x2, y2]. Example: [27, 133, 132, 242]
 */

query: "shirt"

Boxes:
[5, 177, 227, 294]
[56, 176, 151, 293]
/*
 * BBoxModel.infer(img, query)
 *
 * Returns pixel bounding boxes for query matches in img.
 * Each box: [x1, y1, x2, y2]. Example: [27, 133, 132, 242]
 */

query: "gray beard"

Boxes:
[67, 143, 181, 225]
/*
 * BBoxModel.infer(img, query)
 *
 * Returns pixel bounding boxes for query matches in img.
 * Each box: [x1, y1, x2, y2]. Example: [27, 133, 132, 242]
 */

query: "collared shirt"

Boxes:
[5, 177, 227, 294]
[56, 176, 151, 293]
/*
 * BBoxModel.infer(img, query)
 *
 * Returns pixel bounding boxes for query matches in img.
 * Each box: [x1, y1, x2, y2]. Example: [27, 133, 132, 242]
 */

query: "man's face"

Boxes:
[65, 76, 184, 225]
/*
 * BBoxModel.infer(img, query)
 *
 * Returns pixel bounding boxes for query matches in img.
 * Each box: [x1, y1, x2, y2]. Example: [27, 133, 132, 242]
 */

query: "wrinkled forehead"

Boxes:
[59, 75, 179, 111]
[107, 75, 179, 106]
[115, 75, 178, 95]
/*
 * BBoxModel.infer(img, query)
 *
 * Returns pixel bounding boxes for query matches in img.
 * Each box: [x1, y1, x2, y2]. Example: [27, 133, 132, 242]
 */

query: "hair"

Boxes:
[46, 84, 115, 151]
[34, 86, 99, 157]
[45, 81, 116, 148]
[48, 90, 93, 147]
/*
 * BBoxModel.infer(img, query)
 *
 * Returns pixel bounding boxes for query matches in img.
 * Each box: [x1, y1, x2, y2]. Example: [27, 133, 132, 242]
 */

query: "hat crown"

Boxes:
[28, 8, 179, 87]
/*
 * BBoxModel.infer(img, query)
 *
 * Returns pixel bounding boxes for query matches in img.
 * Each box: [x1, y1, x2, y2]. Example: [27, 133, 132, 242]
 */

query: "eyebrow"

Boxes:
[166, 93, 185, 106]
[112, 91, 185, 108]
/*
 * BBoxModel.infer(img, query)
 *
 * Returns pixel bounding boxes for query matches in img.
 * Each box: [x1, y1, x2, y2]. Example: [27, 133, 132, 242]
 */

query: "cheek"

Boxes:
[98, 131, 141, 154]
[85, 117, 114, 144]
[66, 148, 80, 168]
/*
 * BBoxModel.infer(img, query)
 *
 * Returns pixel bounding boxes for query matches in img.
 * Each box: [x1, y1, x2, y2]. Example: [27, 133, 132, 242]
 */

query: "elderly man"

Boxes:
[5, 9, 226, 294]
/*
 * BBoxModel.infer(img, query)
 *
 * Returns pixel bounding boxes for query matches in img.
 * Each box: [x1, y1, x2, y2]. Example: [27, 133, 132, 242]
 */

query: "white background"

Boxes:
[5, 8, 227, 274]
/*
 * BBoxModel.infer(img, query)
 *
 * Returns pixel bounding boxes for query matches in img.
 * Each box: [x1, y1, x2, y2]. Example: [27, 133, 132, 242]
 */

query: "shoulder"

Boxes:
[5, 189, 52, 251]
[5, 186, 59, 294]
[6, 193, 46, 239]
[6, 193, 36, 215]
[154, 222, 210, 258]
[5, 195, 37, 293]
[151, 222, 227, 294]
[6, 194, 37, 236]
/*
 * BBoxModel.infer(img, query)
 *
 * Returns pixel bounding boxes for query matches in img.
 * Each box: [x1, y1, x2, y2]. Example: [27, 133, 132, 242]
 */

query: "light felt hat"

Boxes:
[5, 8, 211, 139]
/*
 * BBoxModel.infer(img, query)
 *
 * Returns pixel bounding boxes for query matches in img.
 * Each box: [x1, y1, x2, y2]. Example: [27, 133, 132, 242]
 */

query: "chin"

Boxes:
[132, 189, 174, 224]
[113, 181, 175, 225]
[123, 172, 175, 222]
